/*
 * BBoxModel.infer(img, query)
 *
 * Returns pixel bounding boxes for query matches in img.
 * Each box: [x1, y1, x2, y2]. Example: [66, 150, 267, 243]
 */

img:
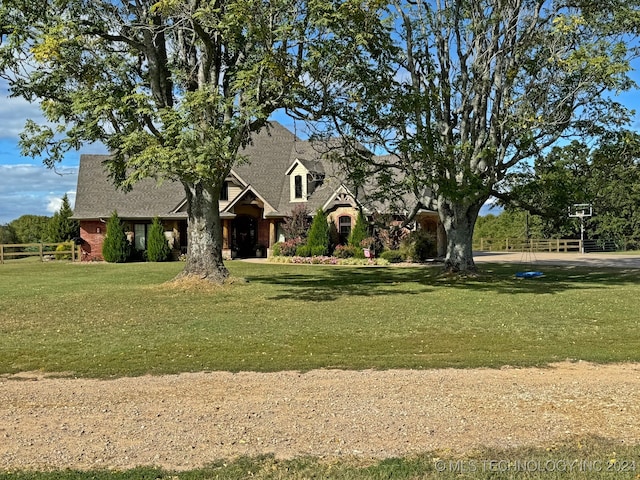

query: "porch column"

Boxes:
[269, 220, 276, 248]
[222, 220, 229, 249]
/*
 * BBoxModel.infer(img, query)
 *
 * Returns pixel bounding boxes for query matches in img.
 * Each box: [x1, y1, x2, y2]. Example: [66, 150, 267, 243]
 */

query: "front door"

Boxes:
[233, 215, 257, 257]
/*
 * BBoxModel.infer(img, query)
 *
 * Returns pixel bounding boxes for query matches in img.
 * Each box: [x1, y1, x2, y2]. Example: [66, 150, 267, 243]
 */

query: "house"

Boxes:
[72, 122, 444, 260]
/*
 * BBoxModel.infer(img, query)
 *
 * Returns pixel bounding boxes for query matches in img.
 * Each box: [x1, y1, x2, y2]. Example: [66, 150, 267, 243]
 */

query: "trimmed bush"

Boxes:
[272, 242, 283, 257]
[102, 211, 130, 263]
[328, 221, 340, 254]
[310, 245, 327, 256]
[348, 211, 368, 248]
[333, 244, 356, 258]
[380, 250, 406, 263]
[306, 208, 330, 256]
[296, 244, 311, 257]
[147, 217, 171, 262]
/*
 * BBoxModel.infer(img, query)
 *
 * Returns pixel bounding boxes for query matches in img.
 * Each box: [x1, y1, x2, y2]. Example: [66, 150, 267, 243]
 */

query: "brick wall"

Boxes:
[79, 220, 106, 261]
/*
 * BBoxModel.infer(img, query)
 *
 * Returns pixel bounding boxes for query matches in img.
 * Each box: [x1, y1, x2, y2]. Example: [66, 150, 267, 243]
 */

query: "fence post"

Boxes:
[0, 244, 3, 264]
[39, 243, 43, 261]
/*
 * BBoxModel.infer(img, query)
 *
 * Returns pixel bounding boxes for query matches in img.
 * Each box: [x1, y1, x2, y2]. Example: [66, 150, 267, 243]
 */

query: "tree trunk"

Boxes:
[438, 197, 485, 273]
[176, 181, 229, 284]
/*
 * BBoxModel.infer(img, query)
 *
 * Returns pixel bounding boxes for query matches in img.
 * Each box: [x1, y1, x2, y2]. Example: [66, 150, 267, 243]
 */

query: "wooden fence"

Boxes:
[0, 242, 78, 264]
[474, 238, 582, 253]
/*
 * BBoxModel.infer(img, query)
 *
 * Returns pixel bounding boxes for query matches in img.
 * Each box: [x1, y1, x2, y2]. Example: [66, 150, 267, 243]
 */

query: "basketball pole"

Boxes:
[569, 204, 592, 254]
[580, 214, 585, 254]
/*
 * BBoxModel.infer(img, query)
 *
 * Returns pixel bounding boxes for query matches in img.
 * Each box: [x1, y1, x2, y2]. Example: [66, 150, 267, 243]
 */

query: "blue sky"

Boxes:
[0, 78, 109, 224]
[2, 67, 640, 225]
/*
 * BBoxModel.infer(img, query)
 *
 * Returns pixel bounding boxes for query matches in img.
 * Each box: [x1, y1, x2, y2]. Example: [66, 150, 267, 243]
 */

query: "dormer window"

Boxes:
[288, 158, 322, 202]
[220, 182, 229, 201]
[288, 161, 309, 202]
[294, 175, 303, 199]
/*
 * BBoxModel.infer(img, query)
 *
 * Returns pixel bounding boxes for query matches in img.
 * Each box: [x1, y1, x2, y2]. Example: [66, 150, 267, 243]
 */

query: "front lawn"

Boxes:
[1, 260, 639, 377]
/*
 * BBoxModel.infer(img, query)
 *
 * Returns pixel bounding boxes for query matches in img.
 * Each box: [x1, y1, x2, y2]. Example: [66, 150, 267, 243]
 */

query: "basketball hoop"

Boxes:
[569, 203, 592, 253]
[569, 203, 592, 219]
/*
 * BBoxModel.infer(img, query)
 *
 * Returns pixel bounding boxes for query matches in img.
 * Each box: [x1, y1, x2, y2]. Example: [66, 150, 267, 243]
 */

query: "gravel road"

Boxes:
[2, 362, 640, 471]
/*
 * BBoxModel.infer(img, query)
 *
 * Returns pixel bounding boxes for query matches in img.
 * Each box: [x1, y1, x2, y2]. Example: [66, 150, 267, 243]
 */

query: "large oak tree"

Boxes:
[303, 0, 639, 272]
[1, 0, 325, 282]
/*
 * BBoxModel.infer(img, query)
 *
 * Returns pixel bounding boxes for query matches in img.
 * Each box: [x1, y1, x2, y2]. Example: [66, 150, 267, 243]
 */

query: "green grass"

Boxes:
[2, 262, 640, 477]
[2, 438, 639, 479]
[1, 260, 640, 378]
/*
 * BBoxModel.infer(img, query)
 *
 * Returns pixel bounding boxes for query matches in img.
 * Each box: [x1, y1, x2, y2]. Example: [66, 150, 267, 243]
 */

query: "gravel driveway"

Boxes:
[2, 362, 640, 471]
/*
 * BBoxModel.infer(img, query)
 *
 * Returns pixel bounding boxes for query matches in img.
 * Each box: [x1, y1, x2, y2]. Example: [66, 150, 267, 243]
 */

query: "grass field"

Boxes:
[1, 440, 639, 479]
[2, 260, 640, 478]
[1, 260, 640, 377]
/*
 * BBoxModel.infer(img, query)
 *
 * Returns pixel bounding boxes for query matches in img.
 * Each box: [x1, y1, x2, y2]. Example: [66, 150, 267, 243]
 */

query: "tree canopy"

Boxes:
[505, 130, 640, 249]
[1, 0, 330, 282]
[301, 0, 640, 272]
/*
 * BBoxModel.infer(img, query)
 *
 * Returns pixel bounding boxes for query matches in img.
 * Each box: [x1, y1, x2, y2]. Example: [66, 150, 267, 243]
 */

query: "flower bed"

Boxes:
[269, 255, 389, 266]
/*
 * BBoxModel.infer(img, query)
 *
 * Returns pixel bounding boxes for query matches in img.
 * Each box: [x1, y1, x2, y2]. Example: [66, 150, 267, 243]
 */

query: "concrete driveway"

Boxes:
[473, 251, 640, 268]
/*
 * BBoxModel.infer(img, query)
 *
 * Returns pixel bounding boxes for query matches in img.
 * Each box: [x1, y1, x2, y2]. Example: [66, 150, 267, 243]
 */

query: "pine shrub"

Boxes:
[348, 211, 369, 249]
[47, 194, 79, 242]
[146, 217, 171, 262]
[306, 208, 330, 256]
[102, 211, 130, 263]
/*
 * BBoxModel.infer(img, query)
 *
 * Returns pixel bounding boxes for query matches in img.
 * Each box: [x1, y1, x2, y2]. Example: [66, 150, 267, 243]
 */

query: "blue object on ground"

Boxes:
[515, 271, 545, 279]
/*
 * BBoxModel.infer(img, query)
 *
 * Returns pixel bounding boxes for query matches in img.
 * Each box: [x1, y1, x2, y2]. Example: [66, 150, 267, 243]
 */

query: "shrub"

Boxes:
[380, 250, 406, 263]
[282, 204, 311, 241]
[296, 244, 311, 257]
[47, 194, 79, 242]
[328, 221, 340, 254]
[55, 243, 71, 260]
[280, 238, 304, 256]
[348, 211, 369, 248]
[102, 211, 130, 263]
[306, 208, 330, 256]
[272, 242, 283, 257]
[310, 245, 327, 256]
[400, 230, 436, 262]
[333, 244, 356, 258]
[147, 217, 171, 262]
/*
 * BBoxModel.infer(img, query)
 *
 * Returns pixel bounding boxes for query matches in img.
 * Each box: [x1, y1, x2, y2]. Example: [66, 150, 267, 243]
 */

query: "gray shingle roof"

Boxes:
[72, 155, 186, 220]
[72, 122, 433, 220]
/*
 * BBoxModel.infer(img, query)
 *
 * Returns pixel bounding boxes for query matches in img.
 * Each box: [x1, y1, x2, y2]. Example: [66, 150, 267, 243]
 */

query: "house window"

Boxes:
[220, 182, 229, 201]
[134, 223, 147, 251]
[294, 175, 303, 199]
[338, 216, 351, 243]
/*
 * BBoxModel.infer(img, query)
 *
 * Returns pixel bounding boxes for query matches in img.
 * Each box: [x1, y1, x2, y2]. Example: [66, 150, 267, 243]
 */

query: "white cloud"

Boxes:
[0, 80, 48, 140]
[0, 164, 78, 224]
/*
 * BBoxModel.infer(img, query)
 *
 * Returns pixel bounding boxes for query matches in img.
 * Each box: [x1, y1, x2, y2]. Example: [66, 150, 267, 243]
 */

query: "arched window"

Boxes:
[338, 215, 352, 243]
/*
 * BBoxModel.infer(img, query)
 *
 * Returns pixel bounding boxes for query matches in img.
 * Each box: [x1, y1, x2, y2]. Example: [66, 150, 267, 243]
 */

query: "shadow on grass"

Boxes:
[244, 263, 640, 301]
